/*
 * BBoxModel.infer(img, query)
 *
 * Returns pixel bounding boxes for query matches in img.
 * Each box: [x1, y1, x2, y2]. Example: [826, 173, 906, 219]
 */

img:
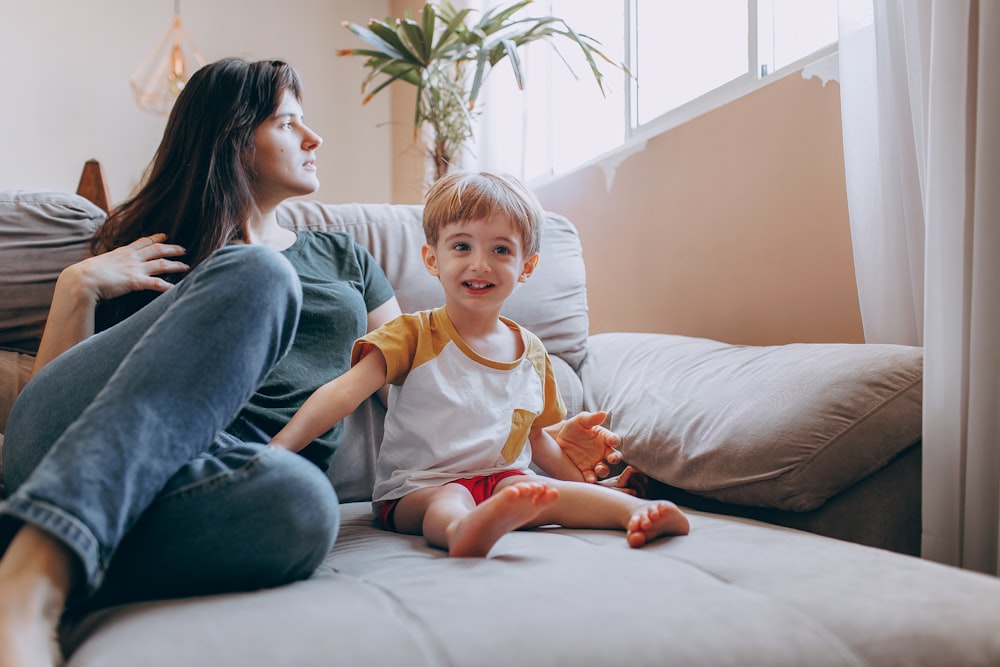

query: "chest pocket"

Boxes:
[501, 408, 535, 462]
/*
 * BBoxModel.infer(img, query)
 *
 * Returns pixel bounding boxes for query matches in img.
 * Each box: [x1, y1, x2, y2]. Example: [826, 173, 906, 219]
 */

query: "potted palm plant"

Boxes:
[339, 1, 622, 181]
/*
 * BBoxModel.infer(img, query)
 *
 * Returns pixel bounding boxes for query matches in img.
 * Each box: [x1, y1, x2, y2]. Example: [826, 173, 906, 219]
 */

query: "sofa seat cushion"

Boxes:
[581, 332, 923, 511]
[0, 190, 106, 354]
[60, 503, 1000, 667]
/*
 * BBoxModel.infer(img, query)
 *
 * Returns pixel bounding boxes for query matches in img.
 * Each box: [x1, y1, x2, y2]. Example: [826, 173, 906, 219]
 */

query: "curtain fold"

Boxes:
[840, 0, 1000, 574]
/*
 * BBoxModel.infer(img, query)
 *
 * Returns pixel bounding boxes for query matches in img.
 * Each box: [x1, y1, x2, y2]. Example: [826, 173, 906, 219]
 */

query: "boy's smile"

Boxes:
[422, 213, 539, 319]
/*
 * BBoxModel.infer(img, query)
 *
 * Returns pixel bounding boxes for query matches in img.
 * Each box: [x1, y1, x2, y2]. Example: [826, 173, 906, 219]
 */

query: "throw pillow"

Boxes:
[581, 332, 923, 511]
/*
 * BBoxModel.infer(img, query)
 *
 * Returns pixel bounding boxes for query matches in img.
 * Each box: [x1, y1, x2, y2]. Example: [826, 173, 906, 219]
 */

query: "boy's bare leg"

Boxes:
[529, 479, 690, 547]
[393, 481, 559, 557]
[0, 525, 80, 667]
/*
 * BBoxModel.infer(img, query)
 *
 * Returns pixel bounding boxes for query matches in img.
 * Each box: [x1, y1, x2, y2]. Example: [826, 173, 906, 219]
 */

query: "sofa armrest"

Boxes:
[580, 332, 923, 512]
[0, 350, 35, 498]
[0, 350, 33, 435]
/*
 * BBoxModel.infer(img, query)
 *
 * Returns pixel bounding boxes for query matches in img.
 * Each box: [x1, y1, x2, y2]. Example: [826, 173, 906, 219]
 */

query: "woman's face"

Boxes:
[251, 88, 323, 209]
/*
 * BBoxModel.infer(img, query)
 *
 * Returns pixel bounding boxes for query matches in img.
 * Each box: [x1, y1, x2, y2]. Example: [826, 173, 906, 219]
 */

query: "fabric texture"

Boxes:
[359, 307, 565, 504]
[0, 190, 106, 354]
[582, 332, 923, 511]
[57, 501, 1000, 667]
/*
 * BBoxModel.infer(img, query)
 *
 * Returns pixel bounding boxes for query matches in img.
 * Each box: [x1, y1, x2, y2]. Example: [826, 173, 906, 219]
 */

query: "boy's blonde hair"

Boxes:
[423, 171, 544, 256]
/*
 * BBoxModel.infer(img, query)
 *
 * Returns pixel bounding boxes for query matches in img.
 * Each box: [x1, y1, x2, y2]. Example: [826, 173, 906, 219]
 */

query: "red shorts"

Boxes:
[376, 470, 527, 531]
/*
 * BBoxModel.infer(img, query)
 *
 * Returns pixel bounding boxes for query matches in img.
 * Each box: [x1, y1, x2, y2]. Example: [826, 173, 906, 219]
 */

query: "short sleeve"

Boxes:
[353, 242, 395, 313]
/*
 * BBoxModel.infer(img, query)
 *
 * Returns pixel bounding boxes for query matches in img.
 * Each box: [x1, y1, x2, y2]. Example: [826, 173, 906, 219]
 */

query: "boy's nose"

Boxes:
[470, 252, 490, 272]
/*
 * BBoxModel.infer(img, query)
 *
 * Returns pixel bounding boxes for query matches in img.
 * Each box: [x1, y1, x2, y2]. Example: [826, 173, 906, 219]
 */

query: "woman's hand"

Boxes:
[67, 233, 189, 304]
[31, 234, 188, 376]
[547, 411, 623, 483]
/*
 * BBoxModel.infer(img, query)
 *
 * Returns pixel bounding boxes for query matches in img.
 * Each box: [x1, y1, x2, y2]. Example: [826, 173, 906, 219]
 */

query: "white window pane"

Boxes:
[770, 0, 839, 70]
[548, 0, 626, 175]
[478, 1, 625, 181]
[634, 0, 748, 125]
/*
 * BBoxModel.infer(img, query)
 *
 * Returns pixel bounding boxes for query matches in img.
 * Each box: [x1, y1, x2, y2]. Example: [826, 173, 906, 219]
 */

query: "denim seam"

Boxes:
[1, 494, 102, 591]
[156, 446, 279, 504]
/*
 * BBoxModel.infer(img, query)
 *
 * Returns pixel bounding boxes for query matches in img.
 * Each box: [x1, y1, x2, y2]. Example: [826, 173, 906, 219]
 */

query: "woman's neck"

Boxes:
[245, 207, 296, 250]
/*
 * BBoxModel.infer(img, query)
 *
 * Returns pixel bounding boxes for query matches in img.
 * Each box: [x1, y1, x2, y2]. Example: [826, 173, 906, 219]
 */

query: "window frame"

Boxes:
[476, 0, 839, 186]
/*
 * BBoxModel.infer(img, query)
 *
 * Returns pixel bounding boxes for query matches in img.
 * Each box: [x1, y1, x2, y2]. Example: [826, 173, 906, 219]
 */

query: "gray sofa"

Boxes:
[2, 187, 1000, 666]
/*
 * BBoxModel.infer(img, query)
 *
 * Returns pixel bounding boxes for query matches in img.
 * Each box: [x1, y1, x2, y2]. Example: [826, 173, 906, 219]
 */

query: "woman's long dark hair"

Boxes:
[93, 58, 302, 325]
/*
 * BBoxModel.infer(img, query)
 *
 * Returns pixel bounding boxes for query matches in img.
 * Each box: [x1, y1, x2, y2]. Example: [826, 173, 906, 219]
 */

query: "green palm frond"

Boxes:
[339, 1, 625, 180]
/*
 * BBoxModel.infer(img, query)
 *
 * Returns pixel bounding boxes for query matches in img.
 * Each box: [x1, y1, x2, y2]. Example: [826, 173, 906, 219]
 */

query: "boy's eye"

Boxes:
[493, 246, 512, 255]
[452, 242, 470, 252]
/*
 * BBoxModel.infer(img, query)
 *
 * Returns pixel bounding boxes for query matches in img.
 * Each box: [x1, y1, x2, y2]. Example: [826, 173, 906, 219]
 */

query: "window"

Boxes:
[476, 0, 838, 183]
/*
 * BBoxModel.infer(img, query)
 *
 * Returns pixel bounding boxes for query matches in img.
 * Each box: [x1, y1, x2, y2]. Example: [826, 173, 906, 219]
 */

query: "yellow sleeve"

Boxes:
[352, 313, 421, 386]
[523, 330, 567, 428]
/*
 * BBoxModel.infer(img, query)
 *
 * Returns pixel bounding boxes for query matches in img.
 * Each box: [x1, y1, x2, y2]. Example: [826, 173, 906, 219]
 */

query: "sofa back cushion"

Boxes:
[277, 201, 590, 373]
[0, 191, 106, 354]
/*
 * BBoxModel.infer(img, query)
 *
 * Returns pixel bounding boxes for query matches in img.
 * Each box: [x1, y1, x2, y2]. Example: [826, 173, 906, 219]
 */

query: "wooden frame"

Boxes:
[76, 159, 112, 213]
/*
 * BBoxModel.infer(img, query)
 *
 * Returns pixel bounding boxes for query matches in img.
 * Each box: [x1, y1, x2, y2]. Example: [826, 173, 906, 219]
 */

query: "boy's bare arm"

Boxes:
[270, 349, 388, 453]
[528, 427, 586, 482]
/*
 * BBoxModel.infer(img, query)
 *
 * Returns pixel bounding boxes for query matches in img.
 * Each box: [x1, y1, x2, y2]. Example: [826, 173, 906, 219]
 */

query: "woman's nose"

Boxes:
[303, 126, 322, 150]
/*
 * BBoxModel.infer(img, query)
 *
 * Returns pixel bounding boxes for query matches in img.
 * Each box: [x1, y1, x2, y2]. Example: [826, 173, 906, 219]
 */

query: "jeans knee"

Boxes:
[266, 449, 340, 574]
[210, 244, 302, 311]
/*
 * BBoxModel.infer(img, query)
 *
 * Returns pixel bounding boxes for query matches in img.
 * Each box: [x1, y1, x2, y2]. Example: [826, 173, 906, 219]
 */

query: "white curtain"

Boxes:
[839, 0, 1000, 574]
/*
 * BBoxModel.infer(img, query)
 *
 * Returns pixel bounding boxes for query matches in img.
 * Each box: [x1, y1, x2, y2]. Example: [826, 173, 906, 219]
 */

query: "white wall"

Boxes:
[0, 0, 391, 205]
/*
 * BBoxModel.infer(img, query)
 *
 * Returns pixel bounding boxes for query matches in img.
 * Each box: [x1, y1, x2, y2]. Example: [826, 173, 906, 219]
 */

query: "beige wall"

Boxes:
[1, 0, 391, 205]
[533, 74, 863, 345]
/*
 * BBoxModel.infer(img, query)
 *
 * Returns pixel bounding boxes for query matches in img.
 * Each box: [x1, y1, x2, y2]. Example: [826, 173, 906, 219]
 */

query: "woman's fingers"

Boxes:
[83, 234, 189, 301]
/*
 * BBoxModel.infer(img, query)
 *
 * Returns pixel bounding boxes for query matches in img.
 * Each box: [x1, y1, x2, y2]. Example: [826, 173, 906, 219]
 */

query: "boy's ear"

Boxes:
[519, 254, 539, 283]
[421, 244, 440, 277]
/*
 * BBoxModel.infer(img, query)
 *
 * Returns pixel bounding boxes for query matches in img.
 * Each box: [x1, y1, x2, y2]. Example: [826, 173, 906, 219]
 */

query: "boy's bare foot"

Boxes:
[626, 501, 690, 548]
[448, 482, 559, 557]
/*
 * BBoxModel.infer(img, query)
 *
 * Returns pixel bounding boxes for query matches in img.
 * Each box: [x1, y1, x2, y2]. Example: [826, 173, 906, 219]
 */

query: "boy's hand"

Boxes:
[549, 411, 623, 483]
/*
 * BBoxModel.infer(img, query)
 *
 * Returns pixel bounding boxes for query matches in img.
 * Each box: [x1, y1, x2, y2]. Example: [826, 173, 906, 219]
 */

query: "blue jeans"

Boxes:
[0, 244, 340, 606]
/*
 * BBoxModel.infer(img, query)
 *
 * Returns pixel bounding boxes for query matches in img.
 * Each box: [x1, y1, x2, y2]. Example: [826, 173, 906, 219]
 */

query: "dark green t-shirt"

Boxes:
[225, 231, 394, 471]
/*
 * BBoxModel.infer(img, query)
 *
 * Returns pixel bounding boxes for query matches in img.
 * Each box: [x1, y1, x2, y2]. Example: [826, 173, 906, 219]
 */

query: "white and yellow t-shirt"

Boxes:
[353, 307, 566, 504]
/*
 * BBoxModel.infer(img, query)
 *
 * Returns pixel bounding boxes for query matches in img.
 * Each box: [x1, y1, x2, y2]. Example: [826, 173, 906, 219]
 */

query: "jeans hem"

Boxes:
[0, 494, 103, 593]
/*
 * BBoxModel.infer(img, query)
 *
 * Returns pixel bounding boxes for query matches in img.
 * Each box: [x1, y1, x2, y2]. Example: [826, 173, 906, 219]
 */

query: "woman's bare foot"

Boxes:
[0, 526, 77, 667]
[448, 482, 559, 557]
[625, 501, 690, 548]
[0, 583, 63, 667]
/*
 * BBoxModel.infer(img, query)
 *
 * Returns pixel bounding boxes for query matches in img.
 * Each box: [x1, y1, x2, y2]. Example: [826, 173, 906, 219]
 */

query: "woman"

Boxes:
[0, 58, 621, 667]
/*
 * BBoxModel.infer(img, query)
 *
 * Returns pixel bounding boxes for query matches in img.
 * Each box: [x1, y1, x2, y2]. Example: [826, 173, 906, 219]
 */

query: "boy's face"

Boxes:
[422, 213, 538, 315]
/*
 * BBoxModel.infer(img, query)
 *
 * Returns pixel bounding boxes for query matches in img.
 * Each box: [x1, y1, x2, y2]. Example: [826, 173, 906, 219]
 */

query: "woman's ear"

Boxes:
[422, 244, 440, 277]
[519, 254, 539, 283]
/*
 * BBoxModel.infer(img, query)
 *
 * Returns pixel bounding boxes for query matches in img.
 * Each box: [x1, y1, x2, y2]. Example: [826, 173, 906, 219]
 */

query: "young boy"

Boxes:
[270, 171, 689, 556]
